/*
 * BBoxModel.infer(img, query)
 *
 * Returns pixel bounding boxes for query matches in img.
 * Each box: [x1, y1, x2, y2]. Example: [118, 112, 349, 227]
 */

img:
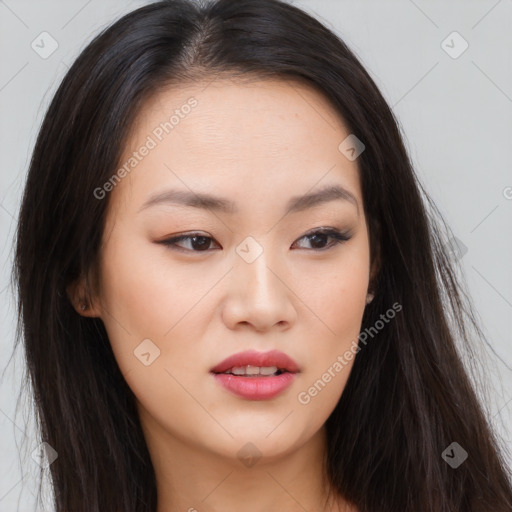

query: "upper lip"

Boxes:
[210, 350, 300, 374]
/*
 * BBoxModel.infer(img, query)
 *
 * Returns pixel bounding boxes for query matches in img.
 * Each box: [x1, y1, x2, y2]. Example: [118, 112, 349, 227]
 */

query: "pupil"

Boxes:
[310, 233, 327, 249]
[191, 236, 210, 251]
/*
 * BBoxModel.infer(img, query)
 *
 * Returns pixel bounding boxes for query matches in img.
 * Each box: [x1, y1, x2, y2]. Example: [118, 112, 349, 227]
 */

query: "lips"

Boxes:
[210, 349, 300, 375]
[210, 349, 300, 400]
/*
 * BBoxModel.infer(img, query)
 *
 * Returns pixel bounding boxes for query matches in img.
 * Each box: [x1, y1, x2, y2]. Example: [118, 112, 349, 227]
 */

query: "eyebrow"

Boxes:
[138, 184, 359, 216]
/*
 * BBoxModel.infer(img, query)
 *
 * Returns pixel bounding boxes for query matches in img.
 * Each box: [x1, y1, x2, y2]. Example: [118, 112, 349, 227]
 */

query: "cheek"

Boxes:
[293, 244, 369, 409]
[293, 243, 369, 339]
[95, 233, 175, 372]
[98, 233, 194, 334]
[96, 232, 227, 381]
[302, 271, 366, 335]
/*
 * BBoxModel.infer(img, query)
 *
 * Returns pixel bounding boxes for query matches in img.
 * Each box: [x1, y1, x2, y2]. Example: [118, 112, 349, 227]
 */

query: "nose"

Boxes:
[221, 244, 297, 332]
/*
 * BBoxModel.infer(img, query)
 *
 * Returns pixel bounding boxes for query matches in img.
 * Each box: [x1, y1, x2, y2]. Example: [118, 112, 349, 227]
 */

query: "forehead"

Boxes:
[110, 77, 362, 215]
[132, 76, 347, 152]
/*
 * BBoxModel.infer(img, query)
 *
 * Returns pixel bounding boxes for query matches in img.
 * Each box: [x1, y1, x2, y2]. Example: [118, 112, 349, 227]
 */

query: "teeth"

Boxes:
[258, 366, 279, 376]
[227, 365, 279, 376]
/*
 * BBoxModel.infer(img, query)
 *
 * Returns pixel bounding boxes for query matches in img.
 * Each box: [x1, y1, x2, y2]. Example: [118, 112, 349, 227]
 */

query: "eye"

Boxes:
[157, 227, 351, 254]
[158, 233, 221, 253]
[291, 228, 352, 251]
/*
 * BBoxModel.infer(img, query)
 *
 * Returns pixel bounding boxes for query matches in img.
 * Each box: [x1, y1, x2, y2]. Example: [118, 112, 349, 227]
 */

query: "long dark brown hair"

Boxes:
[11, 0, 512, 510]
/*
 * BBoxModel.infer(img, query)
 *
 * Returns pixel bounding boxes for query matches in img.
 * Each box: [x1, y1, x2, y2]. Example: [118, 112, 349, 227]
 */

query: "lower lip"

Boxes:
[211, 372, 297, 400]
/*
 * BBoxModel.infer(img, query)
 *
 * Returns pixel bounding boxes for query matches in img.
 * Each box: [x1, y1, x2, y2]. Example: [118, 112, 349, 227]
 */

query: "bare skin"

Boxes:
[71, 77, 370, 512]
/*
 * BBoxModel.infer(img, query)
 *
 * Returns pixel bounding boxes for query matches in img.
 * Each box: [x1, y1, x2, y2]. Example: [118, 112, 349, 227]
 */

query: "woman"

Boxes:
[13, 0, 512, 510]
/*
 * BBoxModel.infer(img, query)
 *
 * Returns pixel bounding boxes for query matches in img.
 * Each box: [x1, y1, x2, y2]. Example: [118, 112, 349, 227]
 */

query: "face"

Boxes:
[85, 77, 371, 463]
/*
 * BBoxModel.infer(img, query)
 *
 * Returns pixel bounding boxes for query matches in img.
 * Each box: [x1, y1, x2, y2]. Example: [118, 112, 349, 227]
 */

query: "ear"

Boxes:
[66, 276, 102, 318]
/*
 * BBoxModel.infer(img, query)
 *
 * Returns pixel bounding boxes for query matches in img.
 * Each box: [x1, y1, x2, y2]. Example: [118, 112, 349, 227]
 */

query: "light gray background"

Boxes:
[1, 0, 511, 510]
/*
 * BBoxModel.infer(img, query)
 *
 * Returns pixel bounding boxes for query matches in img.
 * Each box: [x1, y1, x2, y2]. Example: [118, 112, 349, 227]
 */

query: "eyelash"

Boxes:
[157, 227, 352, 254]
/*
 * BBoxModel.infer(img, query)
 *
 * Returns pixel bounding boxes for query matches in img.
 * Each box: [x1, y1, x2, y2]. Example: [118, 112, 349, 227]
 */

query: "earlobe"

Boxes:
[66, 279, 101, 317]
